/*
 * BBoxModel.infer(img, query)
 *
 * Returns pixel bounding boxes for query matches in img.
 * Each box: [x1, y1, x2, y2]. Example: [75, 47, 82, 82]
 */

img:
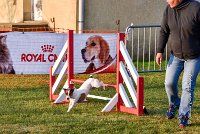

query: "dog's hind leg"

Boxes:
[78, 93, 87, 102]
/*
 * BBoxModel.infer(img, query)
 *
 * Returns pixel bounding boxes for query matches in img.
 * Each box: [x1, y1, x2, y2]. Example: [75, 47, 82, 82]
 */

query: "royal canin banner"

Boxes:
[0, 32, 117, 74]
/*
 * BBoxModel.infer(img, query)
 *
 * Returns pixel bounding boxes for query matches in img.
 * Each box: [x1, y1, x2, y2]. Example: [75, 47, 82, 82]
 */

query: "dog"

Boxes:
[0, 35, 15, 74]
[63, 77, 105, 112]
[81, 35, 113, 72]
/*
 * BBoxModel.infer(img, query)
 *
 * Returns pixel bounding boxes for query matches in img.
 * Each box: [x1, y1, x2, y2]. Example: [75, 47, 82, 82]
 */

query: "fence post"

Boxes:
[116, 32, 125, 112]
[67, 30, 74, 89]
[137, 77, 144, 115]
[49, 66, 55, 101]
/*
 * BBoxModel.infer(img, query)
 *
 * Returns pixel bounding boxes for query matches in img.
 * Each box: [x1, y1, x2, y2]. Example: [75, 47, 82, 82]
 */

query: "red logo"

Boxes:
[41, 45, 54, 52]
[21, 45, 67, 62]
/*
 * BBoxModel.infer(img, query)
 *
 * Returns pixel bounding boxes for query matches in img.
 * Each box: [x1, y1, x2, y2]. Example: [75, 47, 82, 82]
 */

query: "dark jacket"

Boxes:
[157, 0, 200, 59]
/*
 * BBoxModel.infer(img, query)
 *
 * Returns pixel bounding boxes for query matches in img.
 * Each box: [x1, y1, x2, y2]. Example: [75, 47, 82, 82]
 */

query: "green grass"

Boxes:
[1, 72, 200, 133]
[133, 60, 167, 72]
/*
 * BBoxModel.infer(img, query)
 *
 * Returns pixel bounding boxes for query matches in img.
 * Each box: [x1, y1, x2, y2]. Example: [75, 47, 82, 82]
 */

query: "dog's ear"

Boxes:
[99, 37, 110, 64]
[69, 88, 74, 96]
[86, 63, 95, 72]
[0, 35, 7, 45]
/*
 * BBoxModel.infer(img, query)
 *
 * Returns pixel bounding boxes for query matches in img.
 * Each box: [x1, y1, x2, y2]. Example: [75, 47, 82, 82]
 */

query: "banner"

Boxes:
[0, 32, 117, 74]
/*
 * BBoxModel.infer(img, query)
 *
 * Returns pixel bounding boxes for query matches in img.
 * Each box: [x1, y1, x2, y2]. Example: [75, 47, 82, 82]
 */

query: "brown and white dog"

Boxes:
[81, 35, 113, 72]
[0, 35, 15, 74]
[63, 77, 105, 112]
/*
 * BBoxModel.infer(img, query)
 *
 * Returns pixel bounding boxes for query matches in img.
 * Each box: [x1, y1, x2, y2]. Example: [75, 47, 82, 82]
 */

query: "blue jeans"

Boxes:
[165, 54, 200, 116]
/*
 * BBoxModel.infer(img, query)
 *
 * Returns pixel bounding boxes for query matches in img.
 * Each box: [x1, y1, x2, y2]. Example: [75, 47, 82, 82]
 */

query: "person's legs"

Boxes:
[178, 56, 200, 126]
[165, 55, 183, 107]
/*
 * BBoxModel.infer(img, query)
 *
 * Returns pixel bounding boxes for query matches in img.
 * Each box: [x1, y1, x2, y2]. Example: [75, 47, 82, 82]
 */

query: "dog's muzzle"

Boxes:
[66, 96, 70, 100]
[81, 48, 95, 63]
[81, 48, 86, 54]
[81, 48, 88, 62]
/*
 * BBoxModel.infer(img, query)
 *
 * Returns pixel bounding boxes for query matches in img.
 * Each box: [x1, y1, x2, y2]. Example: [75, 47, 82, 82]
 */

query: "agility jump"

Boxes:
[49, 30, 144, 116]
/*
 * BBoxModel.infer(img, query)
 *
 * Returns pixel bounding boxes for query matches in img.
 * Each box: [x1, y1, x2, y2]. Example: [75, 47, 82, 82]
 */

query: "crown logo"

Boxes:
[41, 45, 54, 52]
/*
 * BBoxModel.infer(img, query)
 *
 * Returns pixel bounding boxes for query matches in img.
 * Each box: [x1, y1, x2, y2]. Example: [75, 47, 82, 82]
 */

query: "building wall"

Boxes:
[42, 0, 77, 30]
[0, 0, 168, 32]
[84, 0, 167, 32]
[0, 0, 23, 23]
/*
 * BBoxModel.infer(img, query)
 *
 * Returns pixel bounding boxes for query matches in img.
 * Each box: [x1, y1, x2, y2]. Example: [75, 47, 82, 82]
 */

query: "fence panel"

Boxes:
[125, 25, 170, 72]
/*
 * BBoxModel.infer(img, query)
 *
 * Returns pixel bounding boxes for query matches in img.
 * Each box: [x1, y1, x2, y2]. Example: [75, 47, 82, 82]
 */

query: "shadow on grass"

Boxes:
[143, 107, 166, 117]
[190, 122, 200, 127]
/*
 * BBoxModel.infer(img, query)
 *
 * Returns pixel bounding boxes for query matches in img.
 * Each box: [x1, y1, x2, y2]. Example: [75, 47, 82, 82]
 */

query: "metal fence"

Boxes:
[125, 24, 170, 72]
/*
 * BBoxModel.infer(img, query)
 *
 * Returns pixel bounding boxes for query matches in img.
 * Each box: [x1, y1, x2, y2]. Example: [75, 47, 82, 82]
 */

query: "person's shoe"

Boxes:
[166, 105, 178, 119]
[178, 115, 189, 127]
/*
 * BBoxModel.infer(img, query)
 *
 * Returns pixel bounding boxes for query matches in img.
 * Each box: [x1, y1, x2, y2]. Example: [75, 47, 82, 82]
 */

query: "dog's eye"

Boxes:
[91, 42, 96, 46]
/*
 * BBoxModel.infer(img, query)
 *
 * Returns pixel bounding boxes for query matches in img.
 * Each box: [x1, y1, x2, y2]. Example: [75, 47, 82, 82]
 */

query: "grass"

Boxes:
[1, 72, 200, 133]
[133, 60, 167, 72]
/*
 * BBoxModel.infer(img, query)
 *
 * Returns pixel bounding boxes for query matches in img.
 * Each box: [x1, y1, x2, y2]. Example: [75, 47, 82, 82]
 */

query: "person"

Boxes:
[156, 0, 200, 127]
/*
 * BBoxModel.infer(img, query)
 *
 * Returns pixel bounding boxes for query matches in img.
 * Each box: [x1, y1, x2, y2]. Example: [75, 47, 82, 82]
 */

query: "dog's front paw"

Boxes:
[67, 98, 76, 112]
[67, 109, 71, 112]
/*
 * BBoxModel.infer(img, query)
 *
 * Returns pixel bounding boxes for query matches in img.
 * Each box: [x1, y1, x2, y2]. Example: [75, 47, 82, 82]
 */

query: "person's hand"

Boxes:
[156, 53, 163, 65]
